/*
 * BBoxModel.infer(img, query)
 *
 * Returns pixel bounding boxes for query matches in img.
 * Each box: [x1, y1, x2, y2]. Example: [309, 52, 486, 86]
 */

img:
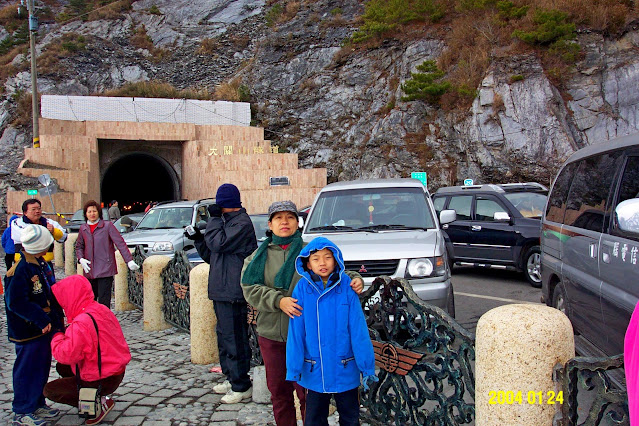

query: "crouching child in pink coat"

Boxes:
[44, 275, 131, 425]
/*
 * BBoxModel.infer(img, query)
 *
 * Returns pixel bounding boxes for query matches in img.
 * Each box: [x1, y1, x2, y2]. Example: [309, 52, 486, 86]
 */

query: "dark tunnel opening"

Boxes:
[101, 153, 177, 213]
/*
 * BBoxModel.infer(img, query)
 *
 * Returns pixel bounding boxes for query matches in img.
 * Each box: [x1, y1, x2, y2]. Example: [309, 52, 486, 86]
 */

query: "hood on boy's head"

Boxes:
[52, 275, 96, 321]
[295, 236, 345, 277]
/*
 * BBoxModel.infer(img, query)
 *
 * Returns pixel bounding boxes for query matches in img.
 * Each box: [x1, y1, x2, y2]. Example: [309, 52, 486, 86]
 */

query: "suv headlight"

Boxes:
[153, 242, 174, 252]
[406, 257, 446, 278]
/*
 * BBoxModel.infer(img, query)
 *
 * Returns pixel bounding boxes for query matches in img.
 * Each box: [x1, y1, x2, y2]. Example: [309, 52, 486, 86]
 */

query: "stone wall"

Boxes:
[7, 118, 326, 215]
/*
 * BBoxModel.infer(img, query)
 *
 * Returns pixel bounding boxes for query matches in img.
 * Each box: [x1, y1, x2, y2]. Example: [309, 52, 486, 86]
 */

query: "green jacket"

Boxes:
[241, 241, 362, 342]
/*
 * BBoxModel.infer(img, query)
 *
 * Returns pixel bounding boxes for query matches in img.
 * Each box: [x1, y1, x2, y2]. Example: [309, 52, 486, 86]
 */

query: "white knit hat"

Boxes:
[21, 224, 54, 254]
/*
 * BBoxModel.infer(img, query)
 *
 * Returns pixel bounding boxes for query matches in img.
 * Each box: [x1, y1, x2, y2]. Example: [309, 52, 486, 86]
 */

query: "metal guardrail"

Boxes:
[553, 354, 629, 425]
[127, 245, 146, 309]
[161, 251, 192, 332]
[359, 276, 476, 425]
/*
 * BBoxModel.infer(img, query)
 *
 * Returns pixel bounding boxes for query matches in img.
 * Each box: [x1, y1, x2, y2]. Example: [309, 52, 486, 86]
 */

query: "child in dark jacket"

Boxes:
[4, 224, 64, 426]
[286, 237, 377, 426]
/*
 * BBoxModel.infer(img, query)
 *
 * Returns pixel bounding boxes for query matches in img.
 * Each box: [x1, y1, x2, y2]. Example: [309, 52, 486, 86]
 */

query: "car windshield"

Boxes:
[250, 215, 269, 242]
[306, 187, 435, 233]
[70, 209, 84, 221]
[135, 207, 193, 229]
[504, 192, 548, 218]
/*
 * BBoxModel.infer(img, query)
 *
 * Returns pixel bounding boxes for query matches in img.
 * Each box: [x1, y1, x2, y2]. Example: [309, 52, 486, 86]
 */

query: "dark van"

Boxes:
[541, 132, 639, 359]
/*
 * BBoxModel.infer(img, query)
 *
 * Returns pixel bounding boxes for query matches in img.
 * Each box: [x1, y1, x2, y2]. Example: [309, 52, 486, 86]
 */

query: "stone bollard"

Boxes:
[475, 304, 574, 426]
[143, 255, 171, 331]
[53, 240, 64, 268]
[114, 250, 135, 312]
[64, 233, 78, 276]
[252, 365, 271, 404]
[189, 263, 219, 364]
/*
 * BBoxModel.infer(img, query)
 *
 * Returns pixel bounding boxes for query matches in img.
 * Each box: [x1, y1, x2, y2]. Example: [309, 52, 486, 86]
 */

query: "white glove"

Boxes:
[127, 260, 140, 271]
[79, 258, 91, 274]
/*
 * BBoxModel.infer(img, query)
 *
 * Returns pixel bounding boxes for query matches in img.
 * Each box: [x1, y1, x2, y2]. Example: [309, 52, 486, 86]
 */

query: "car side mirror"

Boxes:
[615, 198, 639, 233]
[440, 209, 456, 225]
[298, 216, 305, 229]
[494, 212, 511, 221]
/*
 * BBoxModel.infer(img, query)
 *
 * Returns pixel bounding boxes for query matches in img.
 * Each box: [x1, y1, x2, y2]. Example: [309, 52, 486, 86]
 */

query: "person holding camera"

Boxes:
[186, 184, 257, 404]
[44, 275, 131, 425]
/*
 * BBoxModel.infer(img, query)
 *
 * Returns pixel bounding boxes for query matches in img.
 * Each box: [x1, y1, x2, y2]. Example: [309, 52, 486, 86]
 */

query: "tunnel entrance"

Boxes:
[101, 153, 179, 213]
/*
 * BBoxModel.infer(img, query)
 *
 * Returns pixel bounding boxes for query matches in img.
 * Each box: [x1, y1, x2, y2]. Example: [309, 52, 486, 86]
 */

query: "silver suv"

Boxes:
[123, 199, 215, 257]
[302, 179, 457, 316]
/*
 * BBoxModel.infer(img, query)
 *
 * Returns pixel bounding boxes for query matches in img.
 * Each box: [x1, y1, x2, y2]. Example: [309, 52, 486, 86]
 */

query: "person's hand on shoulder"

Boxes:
[279, 297, 303, 319]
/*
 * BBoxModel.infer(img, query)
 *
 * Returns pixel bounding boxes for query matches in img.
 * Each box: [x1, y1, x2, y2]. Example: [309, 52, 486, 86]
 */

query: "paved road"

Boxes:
[451, 265, 543, 334]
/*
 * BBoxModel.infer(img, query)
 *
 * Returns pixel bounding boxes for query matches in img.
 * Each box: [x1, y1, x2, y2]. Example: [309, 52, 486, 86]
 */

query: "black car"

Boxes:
[432, 183, 548, 286]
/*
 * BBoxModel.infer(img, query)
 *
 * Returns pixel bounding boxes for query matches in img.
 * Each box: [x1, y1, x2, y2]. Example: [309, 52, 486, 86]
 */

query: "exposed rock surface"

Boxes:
[1, 0, 639, 213]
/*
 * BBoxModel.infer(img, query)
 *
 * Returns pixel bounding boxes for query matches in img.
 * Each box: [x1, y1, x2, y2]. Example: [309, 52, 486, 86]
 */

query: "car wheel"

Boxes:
[523, 246, 542, 288]
[552, 282, 567, 316]
[447, 284, 456, 319]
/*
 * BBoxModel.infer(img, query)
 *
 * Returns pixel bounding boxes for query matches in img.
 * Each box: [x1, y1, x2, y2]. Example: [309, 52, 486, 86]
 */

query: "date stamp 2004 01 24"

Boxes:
[488, 390, 564, 405]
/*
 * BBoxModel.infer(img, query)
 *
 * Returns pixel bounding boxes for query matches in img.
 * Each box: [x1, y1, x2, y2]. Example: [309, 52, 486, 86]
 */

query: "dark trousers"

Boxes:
[44, 364, 124, 407]
[306, 387, 360, 426]
[213, 300, 252, 392]
[5, 253, 14, 270]
[13, 335, 52, 414]
[258, 336, 306, 426]
[89, 276, 114, 308]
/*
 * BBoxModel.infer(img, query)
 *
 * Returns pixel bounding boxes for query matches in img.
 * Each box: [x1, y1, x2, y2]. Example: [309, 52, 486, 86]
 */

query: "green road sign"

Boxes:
[27, 189, 37, 195]
[411, 172, 427, 187]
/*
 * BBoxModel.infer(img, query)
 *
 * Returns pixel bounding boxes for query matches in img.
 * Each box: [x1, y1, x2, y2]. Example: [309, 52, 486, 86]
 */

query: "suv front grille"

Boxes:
[344, 260, 399, 278]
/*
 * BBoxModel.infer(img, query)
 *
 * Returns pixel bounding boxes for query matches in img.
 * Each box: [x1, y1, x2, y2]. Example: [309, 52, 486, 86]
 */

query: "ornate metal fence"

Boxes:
[127, 245, 146, 309]
[247, 304, 263, 366]
[161, 251, 192, 332]
[553, 354, 629, 425]
[359, 277, 475, 425]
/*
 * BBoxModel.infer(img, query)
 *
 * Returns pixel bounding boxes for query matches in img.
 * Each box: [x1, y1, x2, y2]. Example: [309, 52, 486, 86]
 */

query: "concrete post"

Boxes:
[252, 365, 271, 403]
[64, 233, 78, 276]
[143, 255, 171, 331]
[53, 240, 64, 268]
[189, 263, 219, 364]
[114, 250, 135, 312]
[475, 304, 574, 426]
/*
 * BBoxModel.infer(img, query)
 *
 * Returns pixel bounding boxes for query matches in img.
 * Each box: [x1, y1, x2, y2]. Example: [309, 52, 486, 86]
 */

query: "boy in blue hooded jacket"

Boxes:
[286, 237, 377, 425]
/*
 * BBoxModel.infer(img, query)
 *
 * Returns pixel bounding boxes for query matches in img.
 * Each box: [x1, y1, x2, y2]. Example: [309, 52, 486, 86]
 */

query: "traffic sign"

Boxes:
[464, 179, 474, 186]
[38, 183, 58, 196]
[27, 189, 37, 195]
[411, 172, 427, 187]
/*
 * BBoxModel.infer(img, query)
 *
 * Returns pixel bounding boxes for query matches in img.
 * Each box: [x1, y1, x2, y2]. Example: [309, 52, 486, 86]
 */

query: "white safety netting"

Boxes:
[41, 95, 251, 126]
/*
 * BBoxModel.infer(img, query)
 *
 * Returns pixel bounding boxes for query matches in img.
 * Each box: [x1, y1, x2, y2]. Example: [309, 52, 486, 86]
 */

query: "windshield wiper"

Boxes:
[358, 224, 428, 231]
[309, 225, 354, 231]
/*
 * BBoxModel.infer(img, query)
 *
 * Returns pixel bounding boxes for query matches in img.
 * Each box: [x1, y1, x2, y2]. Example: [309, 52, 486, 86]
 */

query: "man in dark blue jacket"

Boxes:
[5, 224, 64, 426]
[192, 183, 257, 404]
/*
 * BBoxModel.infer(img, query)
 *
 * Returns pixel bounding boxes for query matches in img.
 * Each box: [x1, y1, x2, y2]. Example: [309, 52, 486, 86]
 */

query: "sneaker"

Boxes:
[85, 397, 115, 426]
[220, 387, 252, 404]
[12, 413, 48, 426]
[213, 380, 232, 395]
[34, 406, 60, 419]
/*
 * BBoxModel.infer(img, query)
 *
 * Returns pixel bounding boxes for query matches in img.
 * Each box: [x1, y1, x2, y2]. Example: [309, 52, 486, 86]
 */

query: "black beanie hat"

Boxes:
[215, 183, 242, 208]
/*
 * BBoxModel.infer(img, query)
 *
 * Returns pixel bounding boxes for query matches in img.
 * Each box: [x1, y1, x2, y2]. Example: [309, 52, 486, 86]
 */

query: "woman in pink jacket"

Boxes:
[44, 275, 131, 425]
[76, 200, 139, 308]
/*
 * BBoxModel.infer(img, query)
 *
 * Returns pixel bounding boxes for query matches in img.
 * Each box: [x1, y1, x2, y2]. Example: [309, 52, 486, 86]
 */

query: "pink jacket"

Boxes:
[625, 300, 639, 425]
[51, 275, 131, 382]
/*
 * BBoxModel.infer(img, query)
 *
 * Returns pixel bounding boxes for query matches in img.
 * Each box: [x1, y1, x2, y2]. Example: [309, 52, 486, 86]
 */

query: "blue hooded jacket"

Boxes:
[286, 237, 375, 393]
[1, 215, 19, 254]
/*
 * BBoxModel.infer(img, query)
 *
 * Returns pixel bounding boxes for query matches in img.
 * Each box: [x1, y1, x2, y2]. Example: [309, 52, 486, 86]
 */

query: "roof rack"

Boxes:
[498, 182, 548, 192]
[154, 199, 188, 206]
[196, 197, 215, 204]
[436, 184, 504, 193]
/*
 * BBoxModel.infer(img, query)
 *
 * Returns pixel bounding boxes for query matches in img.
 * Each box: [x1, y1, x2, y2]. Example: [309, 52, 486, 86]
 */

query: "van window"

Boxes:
[611, 156, 639, 239]
[546, 162, 578, 223]
[448, 196, 472, 221]
[564, 152, 621, 231]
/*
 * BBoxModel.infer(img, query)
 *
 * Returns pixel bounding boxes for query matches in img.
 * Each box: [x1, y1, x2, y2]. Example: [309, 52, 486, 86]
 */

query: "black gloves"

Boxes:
[208, 204, 223, 218]
[184, 225, 203, 240]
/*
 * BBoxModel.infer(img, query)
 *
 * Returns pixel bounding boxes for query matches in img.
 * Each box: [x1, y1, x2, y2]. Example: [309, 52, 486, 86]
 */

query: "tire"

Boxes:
[552, 282, 567, 316]
[523, 245, 542, 288]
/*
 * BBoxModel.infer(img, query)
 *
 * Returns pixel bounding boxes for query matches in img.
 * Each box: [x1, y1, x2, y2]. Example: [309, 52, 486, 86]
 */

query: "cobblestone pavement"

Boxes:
[0, 265, 331, 425]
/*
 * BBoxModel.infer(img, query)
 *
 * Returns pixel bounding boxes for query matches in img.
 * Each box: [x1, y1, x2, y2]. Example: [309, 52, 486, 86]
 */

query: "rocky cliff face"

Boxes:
[1, 0, 639, 212]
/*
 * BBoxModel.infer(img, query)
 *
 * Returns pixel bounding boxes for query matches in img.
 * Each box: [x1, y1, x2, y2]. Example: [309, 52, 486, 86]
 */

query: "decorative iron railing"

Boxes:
[553, 354, 629, 425]
[127, 245, 146, 309]
[359, 276, 475, 426]
[161, 251, 192, 332]
[247, 304, 263, 366]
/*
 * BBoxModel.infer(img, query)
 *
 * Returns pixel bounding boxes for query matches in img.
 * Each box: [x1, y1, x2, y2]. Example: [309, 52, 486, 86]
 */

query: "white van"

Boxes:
[302, 178, 456, 316]
[541, 132, 639, 358]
